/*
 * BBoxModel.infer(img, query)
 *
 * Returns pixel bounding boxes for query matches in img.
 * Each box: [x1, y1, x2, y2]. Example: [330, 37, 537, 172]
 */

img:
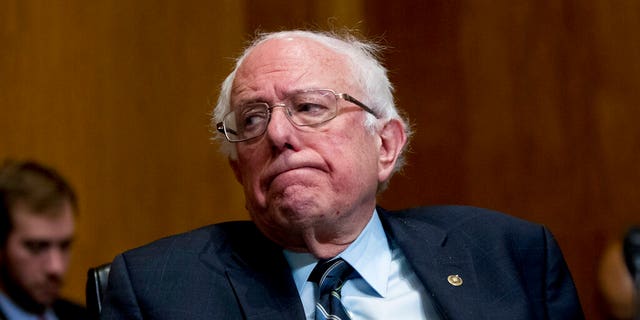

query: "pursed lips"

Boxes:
[262, 159, 328, 188]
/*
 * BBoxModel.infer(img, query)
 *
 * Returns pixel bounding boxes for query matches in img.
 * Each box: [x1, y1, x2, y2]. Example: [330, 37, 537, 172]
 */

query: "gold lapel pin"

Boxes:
[447, 274, 463, 286]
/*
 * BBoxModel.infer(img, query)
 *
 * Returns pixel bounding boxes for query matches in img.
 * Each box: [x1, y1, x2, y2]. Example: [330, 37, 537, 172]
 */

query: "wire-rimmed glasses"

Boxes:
[216, 89, 378, 142]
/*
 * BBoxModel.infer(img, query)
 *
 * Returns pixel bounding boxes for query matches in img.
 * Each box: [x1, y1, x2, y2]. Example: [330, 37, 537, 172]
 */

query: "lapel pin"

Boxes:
[447, 274, 463, 286]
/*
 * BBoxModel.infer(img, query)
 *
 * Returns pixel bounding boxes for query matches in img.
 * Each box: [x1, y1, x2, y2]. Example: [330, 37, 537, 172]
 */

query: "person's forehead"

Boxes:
[248, 36, 344, 65]
[9, 201, 75, 236]
[234, 37, 353, 89]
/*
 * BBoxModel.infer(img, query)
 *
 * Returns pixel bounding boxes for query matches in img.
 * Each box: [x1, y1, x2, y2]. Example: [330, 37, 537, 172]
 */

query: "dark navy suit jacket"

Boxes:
[101, 206, 584, 319]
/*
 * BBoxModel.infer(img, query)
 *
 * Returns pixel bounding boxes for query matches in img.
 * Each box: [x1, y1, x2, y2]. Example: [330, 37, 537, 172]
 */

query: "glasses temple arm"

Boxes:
[339, 93, 379, 119]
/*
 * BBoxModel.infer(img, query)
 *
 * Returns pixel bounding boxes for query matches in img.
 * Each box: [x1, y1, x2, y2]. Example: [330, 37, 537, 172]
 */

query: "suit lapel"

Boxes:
[224, 263, 304, 320]
[380, 208, 485, 320]
[194, 210, 486, 319]
[199, 224, 306, 320]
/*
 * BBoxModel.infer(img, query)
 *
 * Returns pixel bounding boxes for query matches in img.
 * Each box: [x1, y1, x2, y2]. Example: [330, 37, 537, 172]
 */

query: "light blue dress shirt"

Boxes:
[0, 292, 58, 320]
[283, 210, 442, 319]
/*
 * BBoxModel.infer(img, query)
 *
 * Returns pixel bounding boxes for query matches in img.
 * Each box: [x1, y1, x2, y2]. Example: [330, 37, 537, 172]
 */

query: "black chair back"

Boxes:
[86, 263, 111, 319]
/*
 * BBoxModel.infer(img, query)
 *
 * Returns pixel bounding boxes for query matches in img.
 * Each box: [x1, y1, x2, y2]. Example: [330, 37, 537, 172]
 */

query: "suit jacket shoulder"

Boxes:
[380, 205, 546, 250]
[101, 221, 305, 320]
[378, 205, 584, 320]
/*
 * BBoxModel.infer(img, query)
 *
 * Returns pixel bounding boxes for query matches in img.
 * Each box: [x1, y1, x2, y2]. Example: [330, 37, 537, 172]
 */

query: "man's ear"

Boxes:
[377, 119, 407, 182]
[229, 158, 244, 185]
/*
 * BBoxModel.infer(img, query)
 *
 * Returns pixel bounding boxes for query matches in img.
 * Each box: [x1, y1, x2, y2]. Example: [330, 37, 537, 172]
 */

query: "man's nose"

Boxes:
[265, 106, 296, 146]
[44, 248, 68, 276]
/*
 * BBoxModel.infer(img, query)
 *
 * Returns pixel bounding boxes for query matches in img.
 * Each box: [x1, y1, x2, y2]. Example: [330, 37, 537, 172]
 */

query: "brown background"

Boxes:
[1, 1, 638, 319]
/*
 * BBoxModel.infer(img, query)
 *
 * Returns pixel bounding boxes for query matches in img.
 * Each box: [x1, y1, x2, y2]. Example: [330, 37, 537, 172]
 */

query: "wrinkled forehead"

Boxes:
[232, 37, 357, 98]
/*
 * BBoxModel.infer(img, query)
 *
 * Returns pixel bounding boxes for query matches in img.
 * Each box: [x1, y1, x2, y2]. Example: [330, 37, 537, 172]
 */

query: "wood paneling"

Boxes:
[368, 1, 640, 318]
[0, 0, 247, 304]
[2, 1, 638, 318]
[244, 0, 364, 33]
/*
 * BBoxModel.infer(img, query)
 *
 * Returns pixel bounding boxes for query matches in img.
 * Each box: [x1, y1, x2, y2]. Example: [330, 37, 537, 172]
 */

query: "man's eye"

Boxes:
[295, 103, 328, 115]
[59, 239, 73, 252]
[242, 112, 267, 128]
[23, 241, 50, 254]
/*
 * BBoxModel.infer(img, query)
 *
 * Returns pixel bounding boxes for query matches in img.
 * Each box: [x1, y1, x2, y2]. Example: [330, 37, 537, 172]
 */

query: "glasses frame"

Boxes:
[216, 89, 378, 143]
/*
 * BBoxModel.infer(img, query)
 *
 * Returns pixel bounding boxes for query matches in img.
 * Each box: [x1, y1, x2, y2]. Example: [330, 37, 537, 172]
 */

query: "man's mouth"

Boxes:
[263, 159, 328, 189]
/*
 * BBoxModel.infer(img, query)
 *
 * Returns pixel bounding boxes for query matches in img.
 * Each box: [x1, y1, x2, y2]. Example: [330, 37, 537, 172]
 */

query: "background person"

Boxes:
[0, 160, 87, 320]
[101, 29, 584, 319]
[598, 227, 640, 320]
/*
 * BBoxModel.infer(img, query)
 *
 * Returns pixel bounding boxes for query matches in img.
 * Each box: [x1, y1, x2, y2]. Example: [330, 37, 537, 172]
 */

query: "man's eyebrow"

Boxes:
[22, 236, 75, 245]
[232, 96, 266, 107]
[233, 89, 305, 106]
[23, 239, 51, 244]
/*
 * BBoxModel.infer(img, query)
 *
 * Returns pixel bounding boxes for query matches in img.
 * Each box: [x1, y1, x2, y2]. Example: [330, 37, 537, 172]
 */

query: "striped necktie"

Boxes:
[309, 258, 355, 320]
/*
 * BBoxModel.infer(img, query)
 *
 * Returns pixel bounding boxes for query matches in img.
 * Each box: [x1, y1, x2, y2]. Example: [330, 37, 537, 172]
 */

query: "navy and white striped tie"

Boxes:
[309, 258, 355, 320]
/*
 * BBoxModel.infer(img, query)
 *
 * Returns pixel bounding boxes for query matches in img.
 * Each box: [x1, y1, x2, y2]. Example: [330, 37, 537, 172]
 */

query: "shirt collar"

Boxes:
[283, 209, 392, 297]
[0, 291, 57, 320]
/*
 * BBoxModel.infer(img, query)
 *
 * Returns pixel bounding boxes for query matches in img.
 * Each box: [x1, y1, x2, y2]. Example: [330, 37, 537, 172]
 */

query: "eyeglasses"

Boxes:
[216, 89, 378, 142]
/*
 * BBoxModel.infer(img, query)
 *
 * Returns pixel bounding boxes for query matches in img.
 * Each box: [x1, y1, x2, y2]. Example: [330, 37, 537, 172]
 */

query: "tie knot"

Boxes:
[309, 258, 354, 294]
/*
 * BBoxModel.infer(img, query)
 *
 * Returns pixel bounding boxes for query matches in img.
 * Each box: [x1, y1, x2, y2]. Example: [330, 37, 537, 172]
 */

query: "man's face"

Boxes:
[229, 37, 387, 249]
[0, 202, 74, 311]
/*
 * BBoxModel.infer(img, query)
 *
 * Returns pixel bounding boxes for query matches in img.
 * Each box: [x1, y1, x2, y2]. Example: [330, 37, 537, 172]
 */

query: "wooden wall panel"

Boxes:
[367, 1, 640, 318]
[244, 0, 364, 33]
[0, 0, 247, 304]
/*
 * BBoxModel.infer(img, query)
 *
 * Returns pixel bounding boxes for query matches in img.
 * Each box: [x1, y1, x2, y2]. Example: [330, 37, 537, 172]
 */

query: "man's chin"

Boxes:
[1, 276, 54, 313]
[34, 294, 57, 308]
[253, 206, 316, 232]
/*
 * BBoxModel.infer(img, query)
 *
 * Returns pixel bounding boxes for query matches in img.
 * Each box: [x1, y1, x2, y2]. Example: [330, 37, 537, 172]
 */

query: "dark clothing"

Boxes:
[101, 206, 584, 319]
[0, 298, 88, 320]
[52, 300, 89, 320]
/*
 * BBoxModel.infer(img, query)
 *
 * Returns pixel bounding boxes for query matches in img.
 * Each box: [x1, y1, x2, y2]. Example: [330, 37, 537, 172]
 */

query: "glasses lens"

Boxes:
[224, 103, 269, 141]
[221, 90, 340, 142]
[289, 90, 337, 126]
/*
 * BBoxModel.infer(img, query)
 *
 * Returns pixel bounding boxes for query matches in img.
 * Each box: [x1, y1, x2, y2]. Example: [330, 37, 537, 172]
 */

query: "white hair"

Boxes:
[212, 29, 411, 176]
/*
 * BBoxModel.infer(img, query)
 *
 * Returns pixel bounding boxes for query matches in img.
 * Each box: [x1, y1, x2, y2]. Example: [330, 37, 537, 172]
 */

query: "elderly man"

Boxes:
[0, 160, 87, 320]
[101, 30, 584, 319]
